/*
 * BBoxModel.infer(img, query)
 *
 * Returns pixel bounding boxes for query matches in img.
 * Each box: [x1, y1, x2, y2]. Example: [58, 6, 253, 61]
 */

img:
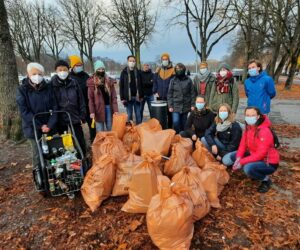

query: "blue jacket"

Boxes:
[16, 78, 58, 139]
[244, 71, 276, 114]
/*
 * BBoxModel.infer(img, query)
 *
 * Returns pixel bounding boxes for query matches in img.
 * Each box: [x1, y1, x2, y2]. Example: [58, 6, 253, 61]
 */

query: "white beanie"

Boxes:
[27, 62, 45, 74]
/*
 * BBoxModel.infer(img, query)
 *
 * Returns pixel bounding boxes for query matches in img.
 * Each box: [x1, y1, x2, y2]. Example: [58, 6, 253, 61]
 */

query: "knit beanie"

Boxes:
[94, 60, 106, 71]
[55, 60, 69, 70]
[218, 62, 231, 72]
[69, 55, 82, 68]
[199, 61, 208, 68]
[161, 52, 170, 60]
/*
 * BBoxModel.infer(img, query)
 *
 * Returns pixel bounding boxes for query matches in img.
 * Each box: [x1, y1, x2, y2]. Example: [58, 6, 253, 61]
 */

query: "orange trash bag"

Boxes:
[192, 140, 216, 168]
[171, 134, 193, 153]
[121, 151, 162, 213]
[147, 176, 194, 250]
[111, 113, 128, 139]
[81, 154, 117, 212]
[123, 122, 141, 154]
[137, 118, 162, 133]
[112, 153, 143, 196]
[172, 166, 210, 221]
[139, 127, 176, 156]
[92, 132, 127, 163]
[199, 168, 221, 208]
[164, 144, 189, 177]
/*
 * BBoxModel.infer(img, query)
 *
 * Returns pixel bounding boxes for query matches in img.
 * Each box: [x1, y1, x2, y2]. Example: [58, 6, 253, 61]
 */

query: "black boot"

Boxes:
[257, 179, 272, 193]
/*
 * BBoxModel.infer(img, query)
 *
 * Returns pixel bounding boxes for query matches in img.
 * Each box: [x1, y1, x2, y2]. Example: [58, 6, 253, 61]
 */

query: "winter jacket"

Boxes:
[193, 72, 216, 107]
[87, 75, 118, 123]
[51, 75, 86, 125]
[16, 78, 58, 139]
[236, 115, 280, 165]
[244, 71, 276, 114]
[205, 121, 242, 157]
[184, 108, 216, 138]
[119, 67, 143, 102]
[153, 65, 175, 100]
[69, 70, 90, 119]
[167, 75, 196, 113]
[141, 70, 154, 96]
[209, 74, 239, 113]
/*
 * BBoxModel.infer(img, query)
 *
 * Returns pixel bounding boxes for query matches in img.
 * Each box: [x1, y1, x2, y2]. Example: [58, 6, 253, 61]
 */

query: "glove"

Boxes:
[232, 157, 242, 172]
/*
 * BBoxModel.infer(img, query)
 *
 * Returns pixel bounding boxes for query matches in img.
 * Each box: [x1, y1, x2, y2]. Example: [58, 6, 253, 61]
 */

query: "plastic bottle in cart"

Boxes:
[62, 131, 75, 152]
[41, 134, 49, 154]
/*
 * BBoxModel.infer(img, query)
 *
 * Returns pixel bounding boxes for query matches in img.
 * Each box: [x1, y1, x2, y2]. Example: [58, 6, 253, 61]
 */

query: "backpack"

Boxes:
[270, 128, 280, 148]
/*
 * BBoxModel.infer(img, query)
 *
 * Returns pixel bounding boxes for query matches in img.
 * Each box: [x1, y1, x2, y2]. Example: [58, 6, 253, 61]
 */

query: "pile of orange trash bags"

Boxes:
[81, 114, 230, 250]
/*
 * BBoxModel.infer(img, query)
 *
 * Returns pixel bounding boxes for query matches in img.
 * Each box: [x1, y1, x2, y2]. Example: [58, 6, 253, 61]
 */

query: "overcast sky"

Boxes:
[44, 0, 232, 64]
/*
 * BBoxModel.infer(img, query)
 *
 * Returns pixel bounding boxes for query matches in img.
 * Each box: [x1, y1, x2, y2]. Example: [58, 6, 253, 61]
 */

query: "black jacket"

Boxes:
[167, 76, 195, 113]
[51, 75, 86, 125]
[119, 67, 144, 101]
[69, 70, 90, 119]
[141, 70, 154, 96]
[16, 78, 58, 139]
[204, 121, 242, 157]
[184, 109, 216, 138]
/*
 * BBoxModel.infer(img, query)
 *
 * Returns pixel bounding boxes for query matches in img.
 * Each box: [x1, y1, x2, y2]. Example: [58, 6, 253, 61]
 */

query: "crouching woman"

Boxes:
[233, 106, 280, 193]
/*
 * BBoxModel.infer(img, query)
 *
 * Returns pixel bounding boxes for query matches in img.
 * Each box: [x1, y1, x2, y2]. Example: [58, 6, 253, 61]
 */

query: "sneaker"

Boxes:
[257, 180, 272, 193]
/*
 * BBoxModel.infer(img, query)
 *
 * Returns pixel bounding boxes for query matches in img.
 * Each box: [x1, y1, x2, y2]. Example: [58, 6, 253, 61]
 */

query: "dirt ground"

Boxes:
[0, 124, 299, 250]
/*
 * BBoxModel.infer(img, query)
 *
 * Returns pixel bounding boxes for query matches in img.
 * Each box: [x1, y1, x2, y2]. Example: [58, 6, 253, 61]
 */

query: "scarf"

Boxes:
[158, 64, 175, 80]
[198, 70, 211, 82]
[94, 75, 110, 96]
[127, 67, 139, 99]
[216, 71, 233, 94]
[216, 120, 232, 132]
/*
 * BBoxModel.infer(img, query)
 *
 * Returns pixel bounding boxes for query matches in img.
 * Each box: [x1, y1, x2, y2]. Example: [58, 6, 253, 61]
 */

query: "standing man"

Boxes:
[50, 60, 87, 156]
[119, 55, 144, 124]
[245, 59, 276, 115]
[140, 63, 154, 121]
[69, 55, 95, 143]
[153, 52, 175, 128]
[193, 61, 216, 108]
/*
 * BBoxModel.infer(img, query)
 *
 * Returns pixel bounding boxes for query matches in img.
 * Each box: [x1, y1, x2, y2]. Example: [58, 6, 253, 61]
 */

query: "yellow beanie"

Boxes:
[69, 55, 83, 68]
[161, 52, 170, 60]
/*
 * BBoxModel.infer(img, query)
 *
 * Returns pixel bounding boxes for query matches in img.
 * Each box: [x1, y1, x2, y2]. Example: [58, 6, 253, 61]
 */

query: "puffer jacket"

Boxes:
[236, 115, 280, 165]
[87, 75, 118, 123]
[16, 78, 58, 139]
[167, 75, 195, 113]
[51, 75, 86, 125]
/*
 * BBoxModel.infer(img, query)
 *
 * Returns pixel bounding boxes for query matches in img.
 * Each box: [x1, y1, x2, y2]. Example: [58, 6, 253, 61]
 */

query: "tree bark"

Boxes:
[0, 0, 23, 141]
[285, 49, 300, 89]
[274, 53, 289, 83]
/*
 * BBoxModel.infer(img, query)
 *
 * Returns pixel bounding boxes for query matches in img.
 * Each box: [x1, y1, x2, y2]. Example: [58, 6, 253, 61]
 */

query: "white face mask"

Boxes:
[128, 61, 135, 69]
[219, 70, 227, 77]
[199, 68, 207, 74]
[162, 60, 169, 67]
[57, 71, 69, 80]
[30, 75, 43, 85]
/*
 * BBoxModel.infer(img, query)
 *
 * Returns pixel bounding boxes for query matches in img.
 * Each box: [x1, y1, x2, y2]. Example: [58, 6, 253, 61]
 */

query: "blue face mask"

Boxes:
[248, 68, 258, 77]
[196, 103, 205, 110]
[219, 111, 228, 121]
[73, 66, 83, 74]
[245, 116, 257, 125]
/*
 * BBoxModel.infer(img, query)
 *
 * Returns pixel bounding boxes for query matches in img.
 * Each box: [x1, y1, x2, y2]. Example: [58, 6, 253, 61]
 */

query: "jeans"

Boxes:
[200, 136, 236, 166]
[28, 139, 39, 170]
[96, 105, 112, 132]
[172, 112, 188, 134]
[126, 97, 142, 124]
[141, 95, 154, 121]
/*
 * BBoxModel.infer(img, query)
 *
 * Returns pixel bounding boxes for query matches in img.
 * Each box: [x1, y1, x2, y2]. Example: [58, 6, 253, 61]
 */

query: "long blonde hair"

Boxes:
[215, 103, 234, 123]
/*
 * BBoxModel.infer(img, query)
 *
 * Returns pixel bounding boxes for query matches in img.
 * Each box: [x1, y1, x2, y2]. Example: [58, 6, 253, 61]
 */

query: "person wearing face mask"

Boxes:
[50, 60, 87, 156]
[201, 103, 242, 166]
[231, 106, 279, 193]
[209, 63, 239, 115]
[16, 62, 58, 175]
[245, 59, 276, 115]
[180, 95, 215, 142]
[69, 55, 95, 142]
[140, 63, 154, 121]
[119, 55, 144, 124]
[193, 62, 215, 107]
[167, 63, 195, 134]
[87, 60, 118, 132]
[153, 52, 175, 128]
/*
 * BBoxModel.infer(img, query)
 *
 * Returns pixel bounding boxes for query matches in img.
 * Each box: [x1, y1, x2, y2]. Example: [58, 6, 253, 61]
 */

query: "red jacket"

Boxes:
[236, 115, 280, 165]
[87, 75, 118, 123]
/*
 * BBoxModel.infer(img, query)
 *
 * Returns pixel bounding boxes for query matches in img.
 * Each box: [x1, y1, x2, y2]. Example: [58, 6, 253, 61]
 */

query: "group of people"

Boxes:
[17, 53, 279, 193]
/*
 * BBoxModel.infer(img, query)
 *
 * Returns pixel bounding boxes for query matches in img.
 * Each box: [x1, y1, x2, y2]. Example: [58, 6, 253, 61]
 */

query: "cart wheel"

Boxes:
[67, 193, 75, 199]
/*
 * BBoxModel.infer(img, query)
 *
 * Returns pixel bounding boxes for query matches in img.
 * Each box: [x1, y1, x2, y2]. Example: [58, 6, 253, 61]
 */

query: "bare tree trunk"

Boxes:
[274, 53, 289, 83]
[285, 49, 300, 89]
[267, 43, 281, 77]
[135, 47, 141, 69]
[0, 0, 23, 141]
